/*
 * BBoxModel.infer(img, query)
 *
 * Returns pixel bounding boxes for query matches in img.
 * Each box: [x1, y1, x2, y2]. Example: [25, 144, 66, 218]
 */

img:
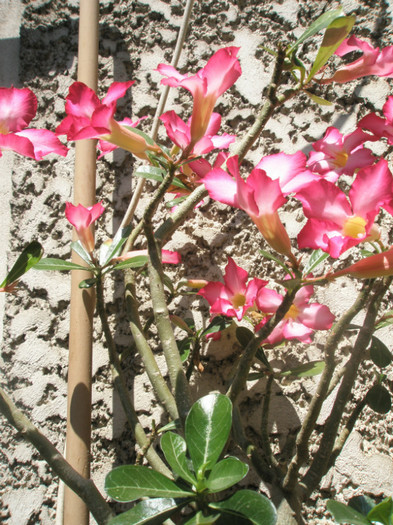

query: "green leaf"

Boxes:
[255, 347, 271, 369]
[209, 490, 277, 525]
[71, 240, 93, 265]
[201, 316, 233, 338]
[105, 465, 194, 502]
[79, 277, 97, 289]
[108, 497, 187, 525]
[177, 337, 192, 362]
[160, 432, 197, 486]
[303, 249, 330, 276]
[1, 241, 43, 287]
[286, 7, 344, 55]
[365, 384, 391, 414]
[206, 457, 248, 493]
[369, 337, 392, 368]
[123, 126, 157, 147]
[236, 327, 255, 349]
[307, 15, 356, 82]
[184, 511, 220, 525]
[111, 256, 149, 271]
[327, 500, 371, 524]
[280, 360, 325, 378]
[166, 195, 188, 208]
[259, 250, 293, 276]
[100, 225, 133, 267]
[349, 495, 376, 517]
[367, 497, 393, 525]
[134, 165, 165, 184]
[34, 258, 90, 272]
[303, 90, 333, 106]
[375, 311, 393, 331]
[185, 394, 232, 477]
[158, 419, 181, 434]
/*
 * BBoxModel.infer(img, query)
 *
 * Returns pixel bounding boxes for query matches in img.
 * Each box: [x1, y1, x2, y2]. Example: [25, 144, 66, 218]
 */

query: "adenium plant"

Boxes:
[1, 5, 393, 525]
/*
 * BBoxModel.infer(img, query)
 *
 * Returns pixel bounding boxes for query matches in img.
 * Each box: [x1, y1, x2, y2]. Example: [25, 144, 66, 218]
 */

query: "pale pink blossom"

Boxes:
[158, 47, 241, 147]
[0, 86, 68, 160]
[318, 36, 393, 84]
[256, 284, 335, 344]
[198, 257, 267, 321]
[65, 201, 105, 254]
[56, 82, 159, 160]
[202, 156, 295, 261]
[296, 160, 393, 258]
[307, 127, 375, 181]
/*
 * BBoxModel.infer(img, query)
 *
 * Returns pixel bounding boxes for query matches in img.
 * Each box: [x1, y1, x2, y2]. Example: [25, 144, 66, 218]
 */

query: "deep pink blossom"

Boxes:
[56, 82, 159, 160]
[158, 47, 241, 147]
[65, 201, 105, 254]
[0, 86, 68, 160]
[202, 156, 295, 261]
[319, 36, 393, 84]
[111, 249, 181, 265]
[256, 284, 335, 344]
[296, 159, 393, 258]
[330, 246, 393, 279]
[198, 257, 267, 321]
[359, 96, 393, 145]
[307, 127, 375, 181]
[160, 110, 235, 156]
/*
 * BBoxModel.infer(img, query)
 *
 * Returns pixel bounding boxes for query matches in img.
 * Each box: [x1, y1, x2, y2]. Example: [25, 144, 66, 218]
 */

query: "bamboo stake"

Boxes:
[63, 1, 99, 524]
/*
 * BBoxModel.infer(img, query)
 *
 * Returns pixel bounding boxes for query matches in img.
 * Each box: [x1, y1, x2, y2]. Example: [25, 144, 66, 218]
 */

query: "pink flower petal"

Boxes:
[0, 86, 37, 133]
[16, 129, 68, 159]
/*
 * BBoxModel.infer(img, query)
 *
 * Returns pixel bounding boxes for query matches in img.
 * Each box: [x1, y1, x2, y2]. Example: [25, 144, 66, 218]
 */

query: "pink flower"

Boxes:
[158, 47, 241, 147]
[202, 156, 295, 261]
[296, 160, 393, 258]
[306, 127, 375, 182]
[111, 249, 181, 265]
[318, 36, 393, 84]
[160, 110, 235, 156]
[358, 96, 393, 145]
[330, 246, 393, 280]
[65, 202, 105, 254]
[198, 257, 267, 321]
[0, 86, 68, 160]
[56, 82, 160, 160]
[256, 284, 335, 344]
[255, 151, 318, 194]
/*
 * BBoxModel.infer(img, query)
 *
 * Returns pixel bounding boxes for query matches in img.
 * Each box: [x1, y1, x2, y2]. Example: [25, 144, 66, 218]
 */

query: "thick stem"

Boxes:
[0, 386, 113, 525]
[282, 281, 371, 492]
[301, 278, 391, 498]
[96, 277, 171, 476]
[124, 271, 179, 422]
[261, 374, 281, 475]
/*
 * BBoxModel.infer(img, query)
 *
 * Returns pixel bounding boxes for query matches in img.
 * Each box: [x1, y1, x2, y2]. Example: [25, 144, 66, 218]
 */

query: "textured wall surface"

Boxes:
[1, 0, 393, 523]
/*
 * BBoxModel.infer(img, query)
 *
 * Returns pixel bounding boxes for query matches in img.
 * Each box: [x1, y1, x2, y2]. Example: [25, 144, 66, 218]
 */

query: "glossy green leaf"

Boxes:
[375, 311, 393, 331]
[79, 278, 97, 289]
[303, 249, 330, 276]
[109, 497, 187, 525]
[307, 15, 356, 82]
[105, 465, 193, 502]
[185, 393, 232, 476]
[349, 495, 376, 517]
[177, 337, 192, 362]
[34, 258, 90, 272]
[236, 327, 254, 349]
[206, 457, 248, 492]
[327, 500, 371, 524]
[365, 384, 391, 414]
[369, 337, 392, 368]
[123, 126, 157, 147]
[184, 511, 220, 525]
[158, 420, 180, 434]
[209, 490, 277, 525]
[111, 256, 149, 271]
[201, 316, 233, 338]
[287, 8, 344, 55]
[303, 90, 333, 106]
[280, 360, 325, 378]
[367, 497, 393, 525]
[255, 347, 271, 369]
[100, 225, 133, 267]
[259, 250, 292, 275]
[166, 196, 188, 208]
[160, 432, 197, 486]
[70, 240, 93, 265]
[1, 241, 43, 287]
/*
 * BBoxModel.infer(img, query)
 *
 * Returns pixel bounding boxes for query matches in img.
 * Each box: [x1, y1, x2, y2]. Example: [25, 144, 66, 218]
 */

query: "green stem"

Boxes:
[95, 276, 171, 476]
[0, 386, 114, 525]
[124, 270, 179, 422]
[301, 278, 391, 498]
[282, 281, 371, 492]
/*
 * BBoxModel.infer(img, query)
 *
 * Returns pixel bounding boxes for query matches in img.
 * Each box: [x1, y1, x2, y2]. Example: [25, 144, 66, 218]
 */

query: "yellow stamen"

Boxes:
[284, 304, 299, 320]
[342, 216, 367, 238]
[232, 293, 246, 309]
[334, 151, 349, 168]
